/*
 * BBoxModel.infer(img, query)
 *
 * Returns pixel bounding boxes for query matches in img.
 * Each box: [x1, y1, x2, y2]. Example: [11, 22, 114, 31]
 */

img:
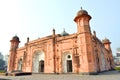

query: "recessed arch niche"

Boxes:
[32, 50, 45, 73]
[62, 52, 73, 73]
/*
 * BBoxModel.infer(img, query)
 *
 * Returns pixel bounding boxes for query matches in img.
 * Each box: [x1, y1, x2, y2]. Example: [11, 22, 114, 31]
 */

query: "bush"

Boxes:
[115, 66, 120, 71]
[0, 70, 6, 73]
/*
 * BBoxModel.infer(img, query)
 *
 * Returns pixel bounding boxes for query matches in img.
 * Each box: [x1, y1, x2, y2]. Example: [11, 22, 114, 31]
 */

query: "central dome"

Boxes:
[60, 29, 69, 36]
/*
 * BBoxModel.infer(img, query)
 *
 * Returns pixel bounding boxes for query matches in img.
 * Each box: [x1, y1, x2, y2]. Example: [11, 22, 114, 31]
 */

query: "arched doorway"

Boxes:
[32, 51, 44, 73]
[62, 52, 73, 73]
[39, 60, 44, 72]
[18, 58, 22, 71]
[67, 60, 72, 72]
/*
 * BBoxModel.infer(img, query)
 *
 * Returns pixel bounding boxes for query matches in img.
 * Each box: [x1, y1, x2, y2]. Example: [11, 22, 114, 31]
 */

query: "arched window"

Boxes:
[18, 58, 22, 71]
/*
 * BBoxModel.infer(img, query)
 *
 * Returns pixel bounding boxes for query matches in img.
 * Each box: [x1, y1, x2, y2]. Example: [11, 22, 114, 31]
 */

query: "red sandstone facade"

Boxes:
[7, 9, 115, 74]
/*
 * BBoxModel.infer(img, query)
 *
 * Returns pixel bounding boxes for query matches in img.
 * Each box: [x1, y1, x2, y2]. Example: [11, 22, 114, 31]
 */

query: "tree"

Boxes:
[0, 59, 5, 70]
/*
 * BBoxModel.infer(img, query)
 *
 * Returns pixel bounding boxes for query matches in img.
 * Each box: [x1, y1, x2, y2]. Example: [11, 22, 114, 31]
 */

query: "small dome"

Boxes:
[60, 29, 69, 36]
[74, 7, 91, 22]
[102, 38, 111, 44]
[77, 7, 88, 16]
[12, 35, 20, 41]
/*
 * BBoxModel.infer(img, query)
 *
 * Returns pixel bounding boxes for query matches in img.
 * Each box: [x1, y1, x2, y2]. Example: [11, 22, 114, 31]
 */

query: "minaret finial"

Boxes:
[93, 30, 96, 37]
[27, 37, 29, 43]
[53, 27, 55, 31]
[52, 27, 55, 37]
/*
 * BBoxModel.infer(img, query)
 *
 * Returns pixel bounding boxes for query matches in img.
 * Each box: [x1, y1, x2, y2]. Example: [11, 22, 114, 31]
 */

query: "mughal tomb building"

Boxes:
[7, 8, 115, 74]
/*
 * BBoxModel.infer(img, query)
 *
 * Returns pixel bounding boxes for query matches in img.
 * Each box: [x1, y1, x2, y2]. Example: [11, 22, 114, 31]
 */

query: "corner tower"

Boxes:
[74, 8, 96, 74]
[8, 35, 20, 72]
[102, 38, 111, 51]
[102, 38, 115, 69]
[74, 8, 91, 33]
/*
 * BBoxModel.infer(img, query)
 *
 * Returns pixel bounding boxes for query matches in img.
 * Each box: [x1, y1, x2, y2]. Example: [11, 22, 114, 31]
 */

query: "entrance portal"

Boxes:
[67, 60, 72, 72]
[62, 53, 73, 73]
[32, 51, 44, 73]
[39, 60, 44, 72]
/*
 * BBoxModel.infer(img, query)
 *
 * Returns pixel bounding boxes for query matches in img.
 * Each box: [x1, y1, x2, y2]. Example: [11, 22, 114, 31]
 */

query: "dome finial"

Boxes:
[81, 7, 83, 10]
[63, 28, 65, 31]
[15, 33, 17, 36]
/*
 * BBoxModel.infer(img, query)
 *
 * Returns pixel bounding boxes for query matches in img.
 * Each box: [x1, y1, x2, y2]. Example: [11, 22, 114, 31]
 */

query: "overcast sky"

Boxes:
[0, 0, 119, 56]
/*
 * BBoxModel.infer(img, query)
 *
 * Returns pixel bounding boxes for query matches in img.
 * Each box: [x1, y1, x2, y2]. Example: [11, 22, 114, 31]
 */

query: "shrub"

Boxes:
[115, 66, 120, 71]
[0, 70, 6, 73]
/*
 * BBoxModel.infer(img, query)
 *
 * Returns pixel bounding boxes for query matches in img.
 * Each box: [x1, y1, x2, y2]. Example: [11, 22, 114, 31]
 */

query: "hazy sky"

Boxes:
[0, 0, 119, 56]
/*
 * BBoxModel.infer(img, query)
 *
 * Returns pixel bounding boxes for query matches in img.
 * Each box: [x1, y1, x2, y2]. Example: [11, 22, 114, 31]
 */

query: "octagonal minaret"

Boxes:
[74, 8, 97, 74]
[8, 35, 20, 72]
